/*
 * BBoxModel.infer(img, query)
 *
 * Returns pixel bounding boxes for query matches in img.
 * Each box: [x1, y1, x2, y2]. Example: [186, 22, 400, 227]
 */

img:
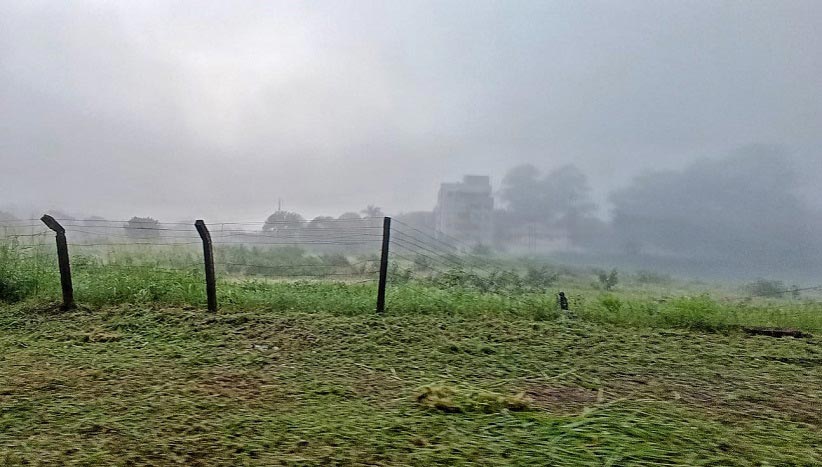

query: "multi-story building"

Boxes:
[434, 175, 494, 245]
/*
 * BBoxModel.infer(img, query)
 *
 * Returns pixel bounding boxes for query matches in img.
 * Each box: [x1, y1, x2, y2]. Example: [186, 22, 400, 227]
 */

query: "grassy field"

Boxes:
[1, 241, 821, 465]
[0, 298, 820, 466]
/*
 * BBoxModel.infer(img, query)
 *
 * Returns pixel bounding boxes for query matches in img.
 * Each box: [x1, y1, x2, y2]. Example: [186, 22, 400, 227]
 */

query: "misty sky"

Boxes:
[1, 0, 820, 222]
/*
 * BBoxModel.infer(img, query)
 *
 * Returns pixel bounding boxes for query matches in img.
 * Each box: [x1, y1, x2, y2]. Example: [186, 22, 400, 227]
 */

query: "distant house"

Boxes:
[434, 175, 494, 245]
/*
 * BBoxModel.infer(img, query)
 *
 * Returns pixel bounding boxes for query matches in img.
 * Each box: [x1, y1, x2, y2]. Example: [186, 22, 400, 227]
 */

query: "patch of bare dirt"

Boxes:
[525, 386, 599, 413]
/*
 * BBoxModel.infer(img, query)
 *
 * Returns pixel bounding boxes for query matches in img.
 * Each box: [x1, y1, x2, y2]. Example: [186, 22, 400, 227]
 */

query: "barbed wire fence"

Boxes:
[2, 215, 820, 312]
[1, 216, 386, 310]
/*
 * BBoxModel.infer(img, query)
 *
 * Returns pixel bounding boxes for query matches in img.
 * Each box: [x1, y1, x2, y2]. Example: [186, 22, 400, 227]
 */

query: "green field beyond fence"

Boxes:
[1, 216, 821, 333]
[1, 217, 820, 465]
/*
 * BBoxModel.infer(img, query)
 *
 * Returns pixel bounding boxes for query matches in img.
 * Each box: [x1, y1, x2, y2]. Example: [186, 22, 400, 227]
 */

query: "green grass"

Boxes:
[1, 241, 820, 464]
[2, 241, 821, 333]
[0, 303, 819, 465]
[9, 260, 822, 333]
[578, 293, 822, 333]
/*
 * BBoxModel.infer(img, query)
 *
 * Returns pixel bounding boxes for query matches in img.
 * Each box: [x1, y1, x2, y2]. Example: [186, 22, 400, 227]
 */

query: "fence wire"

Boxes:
[5, 216, 820, 312]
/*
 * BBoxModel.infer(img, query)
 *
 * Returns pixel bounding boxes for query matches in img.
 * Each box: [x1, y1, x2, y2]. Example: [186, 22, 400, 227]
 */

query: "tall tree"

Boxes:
[263, 210, 304, 232]
[360, 205, 384, 218]
[500, 164, 596, 225]
[609, 145, 821, 268]
[308, 216, 336, 230]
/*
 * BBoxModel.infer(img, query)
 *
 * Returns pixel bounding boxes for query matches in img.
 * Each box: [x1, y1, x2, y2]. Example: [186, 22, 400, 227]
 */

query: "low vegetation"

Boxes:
[0, 241, 820, 464]
[0, 302, 819, 465]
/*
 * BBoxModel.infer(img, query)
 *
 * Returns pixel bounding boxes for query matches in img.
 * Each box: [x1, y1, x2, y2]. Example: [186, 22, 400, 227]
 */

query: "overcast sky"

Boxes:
[1, 0, 820, 222]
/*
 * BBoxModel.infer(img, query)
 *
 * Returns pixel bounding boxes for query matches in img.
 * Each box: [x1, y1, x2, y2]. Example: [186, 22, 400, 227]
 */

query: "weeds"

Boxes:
[0, 304, 818, 465]
[596, 268, 619, 291]
[1, 240, 820, 333]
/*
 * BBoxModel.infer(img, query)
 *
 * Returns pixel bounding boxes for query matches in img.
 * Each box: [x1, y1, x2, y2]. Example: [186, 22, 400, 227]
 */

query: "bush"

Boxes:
[0, 270, 37, 302]
[599, 294, 623, 313]
[320, 253, 351, 267]
[635, 270, 672, 285]
[0, 243, 52, 302]
[413, 254, 431, 271]
[124, 217, 161, 239]
[659, 295, 728, 331]
[596, 268, 618, 290]
[524, 266, 559, 289]
[745, 279, 786, 298]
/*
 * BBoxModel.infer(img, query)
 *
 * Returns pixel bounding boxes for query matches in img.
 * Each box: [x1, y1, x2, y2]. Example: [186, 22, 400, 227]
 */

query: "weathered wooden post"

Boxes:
[194, 220, 217, 312]
[40, 215, 74, 310]
[376, 216, 391, 313]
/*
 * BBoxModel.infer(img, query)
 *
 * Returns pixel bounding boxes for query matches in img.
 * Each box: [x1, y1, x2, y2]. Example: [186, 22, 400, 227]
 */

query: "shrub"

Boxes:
[124, 217, 161, 239]
[0, 243, 52, 302]
[635, 270, 672, 285]
[413, 254, 431, 271]
[320, 253, 351, 267]
[745, 279, 786, 298]
[599, 294, 623, 313]
[596, 268, 619, 290]
[524, 266, 559, 289]
[660, 295, 728, 331]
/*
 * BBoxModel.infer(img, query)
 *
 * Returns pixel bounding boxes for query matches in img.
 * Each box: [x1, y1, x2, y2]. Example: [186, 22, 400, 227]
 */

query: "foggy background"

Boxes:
[2, 0, 821, 278]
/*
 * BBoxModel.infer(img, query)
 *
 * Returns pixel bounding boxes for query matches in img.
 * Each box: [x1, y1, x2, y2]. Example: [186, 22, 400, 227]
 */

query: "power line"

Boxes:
[216, 217, 383, 225]
[390, 233, 502, 281]
[68, 242, 202, 246]
[392, 219, 507, 272]
[213, 231, 382, 240]
[62, 224, 196, 232]
[66, 229, 199, 239]
[389, 241, 465, 273]
[2, 232, 50, 238]
[388, 251, 452, 275]
[390, 231, 467, 265]
[212, 239, 379, 246]
[215, 259, 376, 270]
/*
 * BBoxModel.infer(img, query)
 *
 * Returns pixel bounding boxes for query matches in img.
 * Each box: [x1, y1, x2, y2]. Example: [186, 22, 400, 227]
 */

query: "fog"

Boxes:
[2, 1, 821, 277]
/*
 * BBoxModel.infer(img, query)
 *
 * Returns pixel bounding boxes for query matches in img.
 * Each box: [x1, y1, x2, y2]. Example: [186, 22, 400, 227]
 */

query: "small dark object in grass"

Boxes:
[557, 291, 569, 311]
[743, 327, 812, 339]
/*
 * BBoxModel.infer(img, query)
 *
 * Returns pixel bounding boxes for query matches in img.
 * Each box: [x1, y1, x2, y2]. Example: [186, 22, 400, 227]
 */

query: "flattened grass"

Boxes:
[0, 304, 819, 465]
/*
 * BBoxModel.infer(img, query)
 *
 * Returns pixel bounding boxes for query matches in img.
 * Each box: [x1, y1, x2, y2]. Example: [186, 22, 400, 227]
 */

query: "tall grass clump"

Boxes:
[72, 264, 206, 306]
[579, 292, 821, 333]
[658, 295, 729, 331]
[0, 242, 57, 303]
[219, 279, 377, 314]
[581, 294, 729, 331]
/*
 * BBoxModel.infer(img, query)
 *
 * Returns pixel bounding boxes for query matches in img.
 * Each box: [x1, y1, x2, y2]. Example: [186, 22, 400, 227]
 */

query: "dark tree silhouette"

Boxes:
[263, 210, 305, 232]
[338, 212, 361, 220]
[500, 164, 596, 225]
[360, 205, 384, 218]
[124, 217, 160, 239]
[609, 145, 822, 269]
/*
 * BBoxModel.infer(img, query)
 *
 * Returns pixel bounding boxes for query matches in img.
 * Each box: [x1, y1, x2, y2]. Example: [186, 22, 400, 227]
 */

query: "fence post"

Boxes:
[194, 220, 217, 312]
[376, 216, 391, 313]
[40, 215, 74, 310]
[558, 291, 569, 311]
